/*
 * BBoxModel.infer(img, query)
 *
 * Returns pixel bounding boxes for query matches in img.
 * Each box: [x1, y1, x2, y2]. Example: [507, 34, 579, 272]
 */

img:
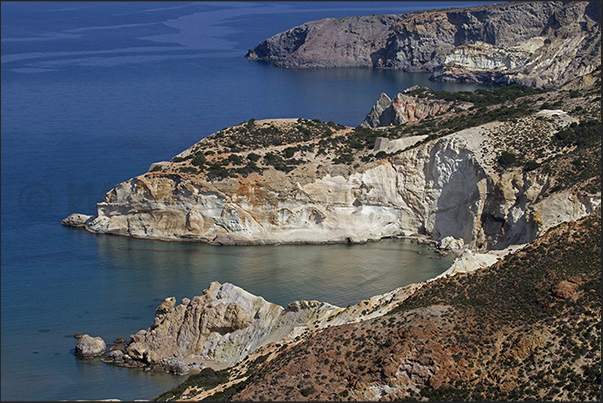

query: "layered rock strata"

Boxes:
[246, 1, 601, 88]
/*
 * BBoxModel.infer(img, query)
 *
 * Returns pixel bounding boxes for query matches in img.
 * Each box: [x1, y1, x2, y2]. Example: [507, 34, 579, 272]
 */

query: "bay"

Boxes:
[1, 2, 494, 400]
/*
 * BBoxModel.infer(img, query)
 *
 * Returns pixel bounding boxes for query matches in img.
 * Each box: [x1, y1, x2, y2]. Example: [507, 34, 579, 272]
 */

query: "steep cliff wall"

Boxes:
[245, 15, 402, 69]
[246, 1, 601, 88]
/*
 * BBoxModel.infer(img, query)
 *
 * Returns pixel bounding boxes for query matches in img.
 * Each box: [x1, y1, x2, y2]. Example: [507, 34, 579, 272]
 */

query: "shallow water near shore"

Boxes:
[2, 1, 493, 400]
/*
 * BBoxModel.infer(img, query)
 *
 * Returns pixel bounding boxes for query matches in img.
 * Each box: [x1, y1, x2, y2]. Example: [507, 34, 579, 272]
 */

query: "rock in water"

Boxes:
[74, 334, 106, 358]
[61, 213, 93, 227]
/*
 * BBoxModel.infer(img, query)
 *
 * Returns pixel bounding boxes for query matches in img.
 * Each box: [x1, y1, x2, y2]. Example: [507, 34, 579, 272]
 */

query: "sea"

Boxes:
[1, 2, 496, 401]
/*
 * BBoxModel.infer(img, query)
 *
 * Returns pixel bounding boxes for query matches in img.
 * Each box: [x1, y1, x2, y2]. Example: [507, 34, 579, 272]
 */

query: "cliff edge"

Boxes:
[246, 1, 601, 88]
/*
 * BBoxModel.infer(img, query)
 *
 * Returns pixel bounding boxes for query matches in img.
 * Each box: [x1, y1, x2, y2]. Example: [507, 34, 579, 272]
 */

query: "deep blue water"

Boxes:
[2, 2, 495, 401]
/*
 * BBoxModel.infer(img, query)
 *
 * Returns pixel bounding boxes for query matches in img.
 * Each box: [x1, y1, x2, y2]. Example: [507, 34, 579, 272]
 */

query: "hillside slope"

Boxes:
[246, 1, 601, 88]
[156, 213, 601, 401]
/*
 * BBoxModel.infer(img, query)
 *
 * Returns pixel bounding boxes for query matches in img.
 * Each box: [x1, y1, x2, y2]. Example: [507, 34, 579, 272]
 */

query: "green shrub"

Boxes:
[191, 152, 206, 167]
[523, 160, 540, 172]
[300, 385, 316, 397]
[375, 151, 388, 159]
[228, 153, 243, 165]
[498, 151, 518, 168]
[247, 152, 260, 162]
[178, 166, 199, 174]
[283, 147, 297, 159]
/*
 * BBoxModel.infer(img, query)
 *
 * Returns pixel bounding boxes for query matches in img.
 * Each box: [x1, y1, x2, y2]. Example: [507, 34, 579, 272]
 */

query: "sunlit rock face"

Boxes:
[71, 112, 599, 251]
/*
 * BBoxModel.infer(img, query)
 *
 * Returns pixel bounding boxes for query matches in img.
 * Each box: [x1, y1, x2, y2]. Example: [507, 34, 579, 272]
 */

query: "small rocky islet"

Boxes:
[67, 1, 601, 401]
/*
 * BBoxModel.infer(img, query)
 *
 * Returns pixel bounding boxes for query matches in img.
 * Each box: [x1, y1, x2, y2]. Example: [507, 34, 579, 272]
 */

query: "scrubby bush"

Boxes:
[498, 151, 518, 168]
[191, 152, 206, 167]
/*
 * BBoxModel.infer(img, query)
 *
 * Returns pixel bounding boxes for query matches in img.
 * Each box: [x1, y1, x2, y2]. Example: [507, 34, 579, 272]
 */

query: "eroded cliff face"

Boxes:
[72, 109, 599, 251]
[245, 15, 402, 69]
[246, 1, 601, 88]
[63, 70, 601, 252]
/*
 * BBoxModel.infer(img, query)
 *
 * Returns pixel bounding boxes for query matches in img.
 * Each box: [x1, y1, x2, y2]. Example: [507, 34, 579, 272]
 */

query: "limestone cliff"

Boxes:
[246, 1, 601, 88]
[64, 75, 601, 251]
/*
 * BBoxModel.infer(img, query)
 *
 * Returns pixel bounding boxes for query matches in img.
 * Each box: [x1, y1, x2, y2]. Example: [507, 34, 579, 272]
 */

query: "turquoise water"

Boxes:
[1, 2, 493, 400]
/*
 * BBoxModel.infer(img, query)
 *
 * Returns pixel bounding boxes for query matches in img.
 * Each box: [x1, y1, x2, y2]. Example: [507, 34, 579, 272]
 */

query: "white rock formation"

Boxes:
[116, 282, 338, 368]
[373, 135, 427, 154]
[67, 113, 599, 251]
[443, 40, 534, 71]
[61, 213, 93, 227]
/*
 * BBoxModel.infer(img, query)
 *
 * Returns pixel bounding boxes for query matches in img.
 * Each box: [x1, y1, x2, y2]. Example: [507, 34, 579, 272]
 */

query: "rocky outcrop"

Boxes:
[170, 214, 600, 402]
[102, 282, 335, 369]
[101, 281, 422, 371]
[61, 213, 93, 227]
[245, 15, 403, 68]
[62, 71, 600, 252]
[361, 85, 457, 128]
[74, 334, 106, 358]
[246, 1, 601, 88]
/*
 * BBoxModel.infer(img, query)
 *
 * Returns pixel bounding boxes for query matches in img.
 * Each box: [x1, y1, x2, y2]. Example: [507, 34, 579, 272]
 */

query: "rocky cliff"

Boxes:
[245, 14, 402, 69]
[246, 1, 601, 88]
[101, 280, 425, 374]
[63, 74, 601, 251]
[361, 85, 458, 128]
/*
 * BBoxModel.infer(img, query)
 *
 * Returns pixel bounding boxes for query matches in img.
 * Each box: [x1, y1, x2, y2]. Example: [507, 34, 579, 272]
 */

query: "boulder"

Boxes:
[74, 334, 106, 358]
[551, 280, 579, 300]
[158, 357, 189, 375]
[155, 297, 176, 316]
[438, 236, 465, 251]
